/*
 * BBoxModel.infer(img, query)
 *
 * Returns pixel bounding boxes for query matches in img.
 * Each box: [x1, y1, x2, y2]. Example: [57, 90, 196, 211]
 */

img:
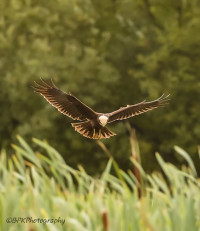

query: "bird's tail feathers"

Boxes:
[71, 121, 116, 139]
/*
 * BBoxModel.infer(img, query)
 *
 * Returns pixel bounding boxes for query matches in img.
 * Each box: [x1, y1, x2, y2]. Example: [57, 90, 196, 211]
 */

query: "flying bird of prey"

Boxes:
[33, 79, 169, 139]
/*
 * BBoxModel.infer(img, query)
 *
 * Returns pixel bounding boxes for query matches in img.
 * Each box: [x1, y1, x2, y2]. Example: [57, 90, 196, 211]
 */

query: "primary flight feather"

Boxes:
[33, 79, 169, 139]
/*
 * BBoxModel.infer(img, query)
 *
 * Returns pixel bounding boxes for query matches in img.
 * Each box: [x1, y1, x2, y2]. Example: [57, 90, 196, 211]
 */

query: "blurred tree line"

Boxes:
[0, 0, 200, 174]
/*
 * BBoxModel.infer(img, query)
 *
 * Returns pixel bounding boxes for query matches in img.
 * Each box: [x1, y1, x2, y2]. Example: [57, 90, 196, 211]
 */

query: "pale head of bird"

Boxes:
[99, 115, 108, 127]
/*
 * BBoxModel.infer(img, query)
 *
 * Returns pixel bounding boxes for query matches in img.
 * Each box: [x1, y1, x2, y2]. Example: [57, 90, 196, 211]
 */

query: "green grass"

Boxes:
[0, 136, 200, 231]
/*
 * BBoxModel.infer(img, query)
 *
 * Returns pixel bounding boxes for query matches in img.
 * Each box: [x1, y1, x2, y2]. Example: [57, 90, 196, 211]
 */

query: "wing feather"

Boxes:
[107, 94, 170, 123]
[33, 79, 97, 121]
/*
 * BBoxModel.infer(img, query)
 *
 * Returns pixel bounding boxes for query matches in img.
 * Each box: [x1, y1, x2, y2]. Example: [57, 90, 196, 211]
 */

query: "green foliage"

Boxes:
[0, 137, 200, 231]
[0, 0, 200, 173]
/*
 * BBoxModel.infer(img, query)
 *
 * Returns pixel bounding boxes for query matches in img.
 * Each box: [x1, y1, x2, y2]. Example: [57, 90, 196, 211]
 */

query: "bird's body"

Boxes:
[71, 115, 114, 139]
[33, 79, 169, 139]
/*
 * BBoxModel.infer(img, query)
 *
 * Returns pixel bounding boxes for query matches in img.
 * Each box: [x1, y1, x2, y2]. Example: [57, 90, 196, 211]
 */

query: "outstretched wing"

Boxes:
[33, 79, 97, 121]
[107, 94, 170, 123]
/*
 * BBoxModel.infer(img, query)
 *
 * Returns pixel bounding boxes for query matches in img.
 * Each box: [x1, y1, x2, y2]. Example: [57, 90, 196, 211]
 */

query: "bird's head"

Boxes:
[99, 115, 108, 127]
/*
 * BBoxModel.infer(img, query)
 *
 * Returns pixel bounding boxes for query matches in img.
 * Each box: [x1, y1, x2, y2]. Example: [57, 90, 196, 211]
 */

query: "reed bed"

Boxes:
[0, 135, 199, 231]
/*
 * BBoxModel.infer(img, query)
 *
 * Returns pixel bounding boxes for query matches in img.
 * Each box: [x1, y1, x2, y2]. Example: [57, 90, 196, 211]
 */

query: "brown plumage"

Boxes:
[33, 79, 169, 139]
